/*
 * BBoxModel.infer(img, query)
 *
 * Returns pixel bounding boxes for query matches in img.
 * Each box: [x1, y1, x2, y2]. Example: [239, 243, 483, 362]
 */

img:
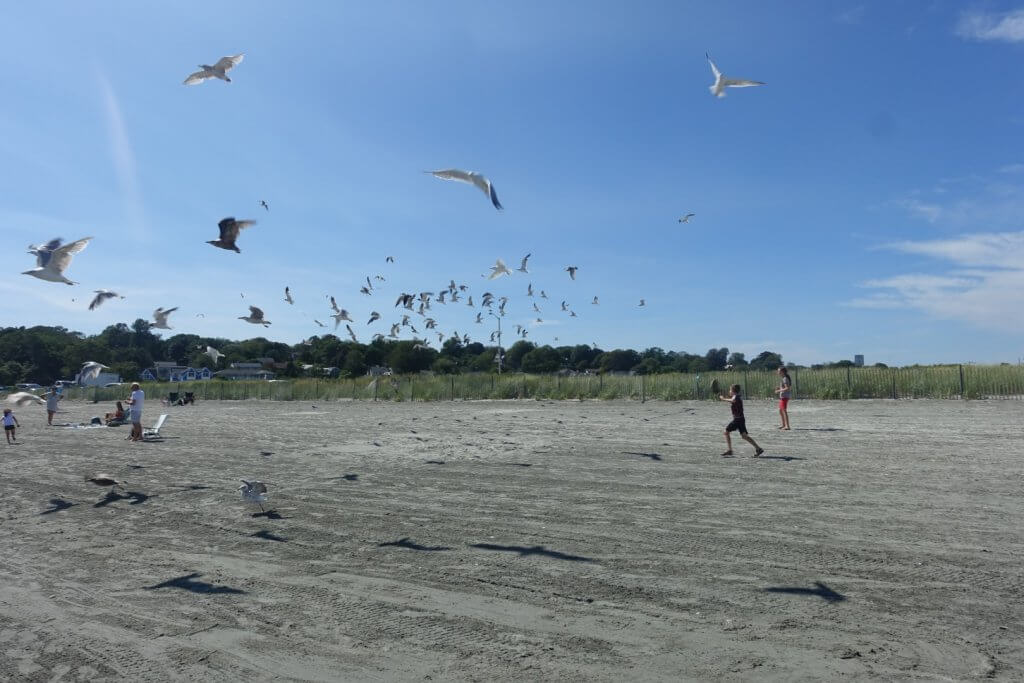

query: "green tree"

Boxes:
[521, 346, 561, 373]
[727, 351, 747, 367]
[749, 351, 783, 370]
[704, 347, 729, 371]
[504, 340, 535, 371]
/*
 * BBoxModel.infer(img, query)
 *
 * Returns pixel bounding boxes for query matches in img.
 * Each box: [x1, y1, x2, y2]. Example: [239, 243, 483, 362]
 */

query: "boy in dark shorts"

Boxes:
[719, 384, 764, 457]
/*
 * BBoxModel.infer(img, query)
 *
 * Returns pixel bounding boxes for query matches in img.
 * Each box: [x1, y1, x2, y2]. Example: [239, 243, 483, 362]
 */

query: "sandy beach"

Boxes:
[1, 397, 1021, 681]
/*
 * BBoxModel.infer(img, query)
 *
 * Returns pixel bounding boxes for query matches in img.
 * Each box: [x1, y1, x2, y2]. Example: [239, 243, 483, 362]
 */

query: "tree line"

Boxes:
[0, 322, 871, 386]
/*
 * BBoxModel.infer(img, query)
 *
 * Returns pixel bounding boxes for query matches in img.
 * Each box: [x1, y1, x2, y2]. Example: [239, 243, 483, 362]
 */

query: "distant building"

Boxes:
[229, 362, 263, 370]
[139, 364, 213, 382]
[215, 368, 276, 381]
[367, 366, 393, 376]
[854, 355, 865, 367]
[322, 366, 340, 378]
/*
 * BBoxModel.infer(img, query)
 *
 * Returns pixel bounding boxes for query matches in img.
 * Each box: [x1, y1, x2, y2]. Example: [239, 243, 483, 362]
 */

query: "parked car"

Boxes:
[103, 382, 125, 388]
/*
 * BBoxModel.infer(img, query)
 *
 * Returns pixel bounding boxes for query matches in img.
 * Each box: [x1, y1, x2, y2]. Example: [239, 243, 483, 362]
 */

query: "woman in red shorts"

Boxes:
[774, 366, 792, 430]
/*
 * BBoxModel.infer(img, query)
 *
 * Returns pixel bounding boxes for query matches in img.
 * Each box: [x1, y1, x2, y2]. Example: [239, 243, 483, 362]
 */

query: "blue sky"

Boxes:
[1, 1, 1023, 366]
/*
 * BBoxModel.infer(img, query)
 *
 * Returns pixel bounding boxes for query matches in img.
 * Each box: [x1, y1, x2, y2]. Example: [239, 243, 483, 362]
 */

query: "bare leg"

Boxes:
[781, 407, 790, 430]
[722, 430, 733, 455]
[741, 433, 763, 455]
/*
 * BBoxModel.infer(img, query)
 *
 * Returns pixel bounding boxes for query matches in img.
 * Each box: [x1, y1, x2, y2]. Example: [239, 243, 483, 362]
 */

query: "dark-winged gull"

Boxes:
[89, 290, 124, 310]
[238, 306, 271, 326]
[427, 169, 503, 210]
[208, 217, 255, 253]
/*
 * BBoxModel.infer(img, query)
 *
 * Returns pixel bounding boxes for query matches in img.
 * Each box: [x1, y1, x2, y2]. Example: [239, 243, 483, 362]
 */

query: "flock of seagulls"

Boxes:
[17, 49, 762, 365]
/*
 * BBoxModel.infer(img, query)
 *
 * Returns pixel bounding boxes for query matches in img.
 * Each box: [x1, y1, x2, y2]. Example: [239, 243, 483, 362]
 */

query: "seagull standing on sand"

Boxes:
[706, 53, 764, 98]
[183, 54, 245, 85]
[284, 287, 294, 304]
[488, 259, 512, 280]
[89, 290, 123, 310]
[152, 307, 178, 330]
[238, 306, 271, 327]
[238, 479, 268, 512]
[427, 169, 503, 210]
[208, 218, 255, 253]
[22, 237, 92, 285]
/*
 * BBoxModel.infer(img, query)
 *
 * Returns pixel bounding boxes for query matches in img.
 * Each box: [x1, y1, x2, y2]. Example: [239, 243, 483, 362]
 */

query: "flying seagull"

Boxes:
[205, 346, 224, 364]
[238, 305, 271, 326]
[152, 307, 178, 330]
[22, 237, 92, 285]
[517, 253, 531, 273]
[284, 287, 294, 304]
[183, 54, 245, 85]
[367, 311, 381, 324]
[639, 299, 646, 307]
[208, 217, 256, 253]
[566, 266, 578, 280]
[314, 319, 326, 327]
[6, 392, 45, 406]
[89, 289, 123, 310]
[345, 324, 358, 342]
[27, 238, 64, 268]
[427, 169, 503, 210]
[488, 258, 512, 280]
[332, 310, 352, 329]
[238, 479, 268, 512]
[678, 213, 695, 223]
[592, 296, 599, 305]
[80, 361, 109, 381]
[386, 255, 395, 263]
[706, 53, 764, 98]
[260, 199, 269, 211]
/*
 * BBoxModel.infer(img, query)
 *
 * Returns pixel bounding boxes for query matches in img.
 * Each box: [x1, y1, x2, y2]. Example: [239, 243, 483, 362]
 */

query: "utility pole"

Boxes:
[490, 311, 504, 374]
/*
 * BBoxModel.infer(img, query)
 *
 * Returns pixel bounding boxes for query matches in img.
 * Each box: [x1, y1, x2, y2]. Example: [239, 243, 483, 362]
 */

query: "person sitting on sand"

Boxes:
[104, 401, 126, 424]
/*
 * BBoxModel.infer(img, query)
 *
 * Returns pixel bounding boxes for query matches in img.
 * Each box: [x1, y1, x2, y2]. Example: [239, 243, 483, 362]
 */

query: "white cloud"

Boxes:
[849, 232, 1024, 332]
[895, 198, 942, 223]
[96, 71, 147, 238]
[956, 9, 1024, 42]
[998, 162, 1024, 174]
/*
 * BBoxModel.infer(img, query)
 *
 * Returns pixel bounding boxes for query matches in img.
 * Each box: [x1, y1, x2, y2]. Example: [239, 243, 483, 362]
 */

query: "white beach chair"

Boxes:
[142, 414, 168, 441]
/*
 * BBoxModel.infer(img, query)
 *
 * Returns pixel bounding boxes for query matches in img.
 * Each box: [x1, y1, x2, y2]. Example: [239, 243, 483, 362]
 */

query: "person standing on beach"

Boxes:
[3, 408, 19, 443]
[774, 366, 792, 430]
[126, 383, 144, 442]
[44, 385, 62, 426]
[719, 384, 764, 457]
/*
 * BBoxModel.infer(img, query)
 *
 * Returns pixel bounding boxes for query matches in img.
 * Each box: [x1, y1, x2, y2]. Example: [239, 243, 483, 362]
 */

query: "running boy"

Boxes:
[719, 384, 764, 457]
[3, 408, 20, 444]
[774, 366, 792, 430]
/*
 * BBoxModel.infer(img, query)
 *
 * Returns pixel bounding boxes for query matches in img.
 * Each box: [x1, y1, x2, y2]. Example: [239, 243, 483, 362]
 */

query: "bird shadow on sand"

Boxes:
[623, 451, 662, 461]
[40, 498, 76, 515]
[251, 509, 284, 520]
[757, 455, 803, 461]
[341, 473, 359, 481]
[507, 463, 533, 468]
[764, 581, 846, 602]
[793, 428, 845, 432]
[93, 491, 152, 507]
[470, 543, 595, 563]
[425, 460, 446, 465]
[144, 572, 246, 595]
[251, 529, 287, 542]
[378, 537, 451, 552]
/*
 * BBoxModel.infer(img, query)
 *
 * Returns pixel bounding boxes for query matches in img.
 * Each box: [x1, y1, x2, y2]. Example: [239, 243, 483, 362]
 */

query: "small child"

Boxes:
[719, 384, 764, 457]
[3, 408, 19, 444]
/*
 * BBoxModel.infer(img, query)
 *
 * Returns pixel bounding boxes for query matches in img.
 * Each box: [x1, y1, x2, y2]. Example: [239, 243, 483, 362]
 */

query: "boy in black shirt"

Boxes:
[719, 384, 764, 457]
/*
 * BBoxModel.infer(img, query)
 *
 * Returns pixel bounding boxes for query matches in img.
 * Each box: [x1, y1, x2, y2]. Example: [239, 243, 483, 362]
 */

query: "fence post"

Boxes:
[641, 375, 646, 403]
[846, 366, 852, 392]
[451, 375, 455, 401]
[743, 370, 748, 398]
[599, 374, 603, 391]
[959, 364, 965, 398]
[410, 376, 414, 402]
[891, 370, 897, 400]
[794, 367, 799, 398]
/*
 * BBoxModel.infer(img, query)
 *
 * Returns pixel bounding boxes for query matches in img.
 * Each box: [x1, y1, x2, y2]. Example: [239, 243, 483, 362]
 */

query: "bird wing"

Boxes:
[722, 77, 764, 88]
[487, 181, 503, 210]
[218, 218, 239, 242]
[183, 69, 212, 85]
[706, 53, 721, 79]
[429, 168, 474, 184]
[249, 306, 264, 319]
[214, 54, 244, 72]
[519, 254, 530, 270]
[47, 237, 91, 274]
[88, 292, 108, 310]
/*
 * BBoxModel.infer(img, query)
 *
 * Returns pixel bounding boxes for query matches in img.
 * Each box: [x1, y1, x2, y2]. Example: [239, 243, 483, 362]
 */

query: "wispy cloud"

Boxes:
[836, 5, 865, 25]
[848, 232, 1024, 332]
[956, 9, 1024, 42]
[895, 198, 943, 223]
[96, 70, 147, 238]
[998, 162, 1024, 174]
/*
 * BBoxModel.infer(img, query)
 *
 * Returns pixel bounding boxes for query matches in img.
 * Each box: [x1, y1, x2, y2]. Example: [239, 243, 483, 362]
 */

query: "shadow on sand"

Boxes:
[623, 452, 663, 461]
[40, 498, 76, 515]
[144, 572, 246, 595]
[378, 537, 451, 552]
[251, 529, 287, 542]
[252, 509, 284, 520]
[470, 543, 595, 563]
[793, 428, 845, 432]
[94, 491, 152, 507]
[764, 581, 846, 602]
[757, 455, 804, 461]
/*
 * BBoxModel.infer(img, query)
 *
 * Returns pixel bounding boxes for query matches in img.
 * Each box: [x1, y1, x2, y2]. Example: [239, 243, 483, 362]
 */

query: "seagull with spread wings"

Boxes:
[22, 237, 92, 285]
[284, 286, 294, 304]
[517, 253, 531, 273]
[183, 54, 245, 85]
[89, 290, 123, 310]
[80, 361, 110, 382]
[488, 258, 512, 280]
[152, 307, 178, 330]
[706, 53, 764, 98]
[207, 217, 255, 253]
[678, 213, 695, 223]
[565, 266, 578, 280]
[427, 169, 503, 210]
[238, 306, 271, 327]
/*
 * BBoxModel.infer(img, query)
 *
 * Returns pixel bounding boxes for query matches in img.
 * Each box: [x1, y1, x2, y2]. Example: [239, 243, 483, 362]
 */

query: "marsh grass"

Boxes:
[56, 365, 1024, 404]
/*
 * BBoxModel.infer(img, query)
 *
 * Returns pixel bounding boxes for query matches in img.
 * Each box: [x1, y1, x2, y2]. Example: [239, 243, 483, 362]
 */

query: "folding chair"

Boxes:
[142, 414, 168, 441]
